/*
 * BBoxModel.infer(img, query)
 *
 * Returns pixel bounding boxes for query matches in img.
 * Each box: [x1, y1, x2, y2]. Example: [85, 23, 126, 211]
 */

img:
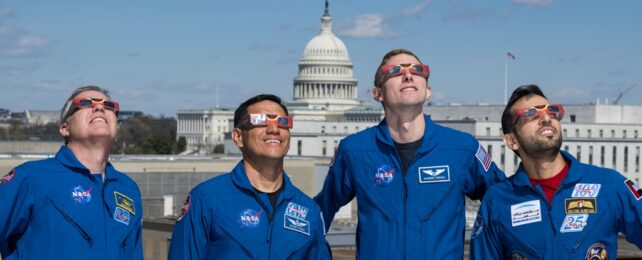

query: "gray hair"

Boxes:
[59, 86, 112, 145]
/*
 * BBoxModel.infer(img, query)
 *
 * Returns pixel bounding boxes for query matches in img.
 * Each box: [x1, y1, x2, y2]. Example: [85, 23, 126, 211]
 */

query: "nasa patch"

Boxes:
[560, 214, 588, 233]
[418, 165, 450, 184]
[71, 185, 93, 205]
[572, 183, 601, 198]
[239, 209, 262, 228]
[0, 169, 16, 185]
[585, 242, 608, 260]
[114, 207, 131, 225]
[373, 164, 395, 186]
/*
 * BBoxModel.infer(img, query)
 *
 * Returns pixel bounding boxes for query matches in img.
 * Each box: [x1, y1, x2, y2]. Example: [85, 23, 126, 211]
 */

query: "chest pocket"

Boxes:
[104, 185, 141, 257]
[47, 197, 94, 246]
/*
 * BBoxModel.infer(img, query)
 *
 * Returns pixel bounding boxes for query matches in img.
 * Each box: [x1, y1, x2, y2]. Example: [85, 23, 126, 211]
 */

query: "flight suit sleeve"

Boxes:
[313, 144, 356, 233]
[0, 168, 35, 247]
[469, 199, 503, 259]
[311, 211, 333, 260]
[617, 178, 642, 248]
[131, 194, 144, 260]
[465, 141, 506, 200]
[168, 190, 209, 260]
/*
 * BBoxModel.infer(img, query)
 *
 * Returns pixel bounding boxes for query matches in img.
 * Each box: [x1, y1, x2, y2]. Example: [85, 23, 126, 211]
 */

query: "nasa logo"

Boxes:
[239, 209, 262, 228]
[373, 164, 395, 187]
[71, 185, 93, 205]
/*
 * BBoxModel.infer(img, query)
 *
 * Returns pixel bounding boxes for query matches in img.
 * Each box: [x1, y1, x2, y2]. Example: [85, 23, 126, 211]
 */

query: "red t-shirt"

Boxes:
[529, 161, 569, 203]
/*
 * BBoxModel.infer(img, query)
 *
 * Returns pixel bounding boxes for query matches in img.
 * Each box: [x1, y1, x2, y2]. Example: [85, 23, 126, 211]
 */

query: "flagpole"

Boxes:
[504, 55, 508, 105]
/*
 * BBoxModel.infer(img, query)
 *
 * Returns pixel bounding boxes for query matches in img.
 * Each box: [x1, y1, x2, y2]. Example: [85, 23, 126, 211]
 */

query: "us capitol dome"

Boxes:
[289, 0, 360, 111]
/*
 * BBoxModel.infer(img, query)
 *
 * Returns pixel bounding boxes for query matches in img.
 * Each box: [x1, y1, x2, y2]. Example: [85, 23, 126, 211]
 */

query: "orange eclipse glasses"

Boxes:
[379, 63, 430, 83]
[513, 104, 564, 125]
[63, 98, 120, 120]
[241, 114, 293, 129]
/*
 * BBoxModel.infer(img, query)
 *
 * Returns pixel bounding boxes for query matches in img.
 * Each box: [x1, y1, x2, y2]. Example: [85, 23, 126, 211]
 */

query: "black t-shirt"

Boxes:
[395, 138, 423, 174]
[254, 183, 285, 210]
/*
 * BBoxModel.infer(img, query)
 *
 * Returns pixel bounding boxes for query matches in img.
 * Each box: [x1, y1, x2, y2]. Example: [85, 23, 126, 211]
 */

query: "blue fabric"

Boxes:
[314, 115, 506, 259]
[470, 151, 642, 259]
[168, 161, 331, 260]
[0, 146, 143, 260]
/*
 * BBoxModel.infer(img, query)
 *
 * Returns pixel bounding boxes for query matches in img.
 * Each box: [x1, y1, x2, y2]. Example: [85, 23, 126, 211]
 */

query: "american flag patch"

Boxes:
[625, 179, 642, 200]
[475, 145, 492, 172]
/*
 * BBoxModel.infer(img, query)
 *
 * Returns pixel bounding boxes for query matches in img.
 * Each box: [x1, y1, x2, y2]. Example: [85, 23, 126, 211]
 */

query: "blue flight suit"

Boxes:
[168, 161, 331, 260]
[0, 146, 143, 260]
[470, 151, 642, 259]
[314, 115, 506, 259]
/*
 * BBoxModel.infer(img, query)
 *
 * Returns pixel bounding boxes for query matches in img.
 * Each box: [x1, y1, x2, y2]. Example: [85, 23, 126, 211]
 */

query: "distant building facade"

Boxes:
[175, 4, 642, 185]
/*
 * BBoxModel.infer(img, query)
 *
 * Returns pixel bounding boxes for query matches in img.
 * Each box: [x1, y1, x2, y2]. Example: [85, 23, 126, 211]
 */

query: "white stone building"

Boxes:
[176, 3, 642, 184]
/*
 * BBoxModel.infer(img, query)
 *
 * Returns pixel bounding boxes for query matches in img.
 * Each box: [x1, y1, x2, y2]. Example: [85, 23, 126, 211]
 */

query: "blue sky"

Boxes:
[1, 0, 640, 116]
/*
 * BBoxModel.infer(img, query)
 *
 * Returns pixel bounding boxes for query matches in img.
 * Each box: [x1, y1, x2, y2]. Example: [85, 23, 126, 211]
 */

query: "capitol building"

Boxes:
[176, 3, 642, 184]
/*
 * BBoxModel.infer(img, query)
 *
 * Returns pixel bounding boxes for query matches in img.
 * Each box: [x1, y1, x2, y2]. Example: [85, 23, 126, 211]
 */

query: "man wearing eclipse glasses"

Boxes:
[314, 48, 506, 259]
[470, 85, 642, 259]
[0, 86, 143, 259]
[169, 94, 330, 259]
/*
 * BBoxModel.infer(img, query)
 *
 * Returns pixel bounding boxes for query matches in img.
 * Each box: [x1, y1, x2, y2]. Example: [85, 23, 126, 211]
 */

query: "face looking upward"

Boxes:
[59, 90, 118, 146]
[233, 100, 291, 162]
[505, 95, 563, 158]
[372, 53, 431, 109]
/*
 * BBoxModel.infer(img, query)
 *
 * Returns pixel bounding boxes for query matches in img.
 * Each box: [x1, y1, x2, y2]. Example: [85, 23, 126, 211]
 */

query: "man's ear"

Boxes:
[425, 84, 432, 101]
[371, 87, 383, 102]
[59, 122, 70, 138]
[232, 128, 244, 149]
[503, 133, 519, 151]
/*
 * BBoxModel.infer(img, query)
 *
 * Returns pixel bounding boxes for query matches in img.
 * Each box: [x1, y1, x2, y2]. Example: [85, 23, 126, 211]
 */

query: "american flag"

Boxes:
[475, 145, 492, 172]
[507, 52, 516, 60]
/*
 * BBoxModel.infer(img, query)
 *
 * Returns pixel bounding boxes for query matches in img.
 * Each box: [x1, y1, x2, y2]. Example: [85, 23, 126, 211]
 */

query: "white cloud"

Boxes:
[337, 14, 401, 38]
[512, 0, 553, 6]
[4, 35, 48, 56]
[400, 0, 432, 17]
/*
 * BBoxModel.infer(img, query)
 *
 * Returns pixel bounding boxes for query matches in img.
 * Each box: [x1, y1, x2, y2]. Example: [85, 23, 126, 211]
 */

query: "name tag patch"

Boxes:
[284, 215, 310, 236]
[284, 202, 310, 236]
[571, 183, 601, 198]
[418, 165, 450, 184]
[565, 198, 596, 214]
[511, 200, 542, 227]
[560, 214, 588, 233]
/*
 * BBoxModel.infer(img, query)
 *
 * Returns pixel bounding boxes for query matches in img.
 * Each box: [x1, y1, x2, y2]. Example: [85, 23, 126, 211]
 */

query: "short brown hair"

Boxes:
[373, 48, 423, 88]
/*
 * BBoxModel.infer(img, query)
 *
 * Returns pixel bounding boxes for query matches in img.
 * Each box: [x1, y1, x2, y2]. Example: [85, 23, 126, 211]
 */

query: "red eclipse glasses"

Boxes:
[513, 104, 564, 125]
[72, 98, 120, 112]
[379, 63, 430, 83]
[64, 98, 120, 120]
[242, 114, 293, 129]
